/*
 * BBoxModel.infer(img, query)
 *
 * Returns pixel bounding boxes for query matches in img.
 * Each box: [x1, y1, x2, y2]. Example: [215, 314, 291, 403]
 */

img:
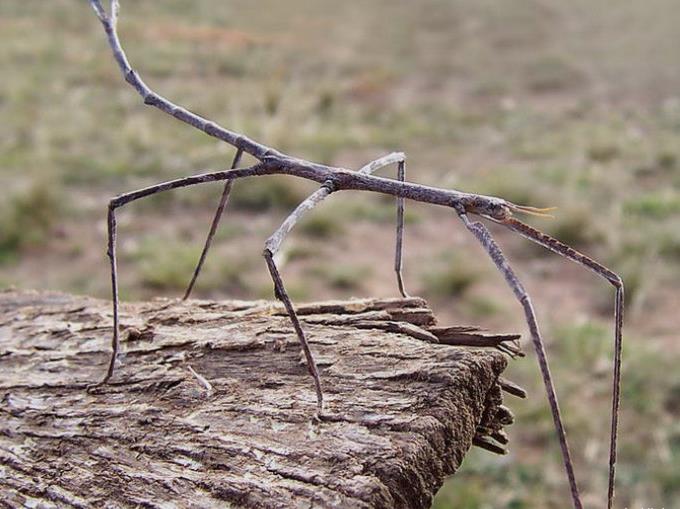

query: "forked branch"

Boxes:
[88, 2, 624, 508]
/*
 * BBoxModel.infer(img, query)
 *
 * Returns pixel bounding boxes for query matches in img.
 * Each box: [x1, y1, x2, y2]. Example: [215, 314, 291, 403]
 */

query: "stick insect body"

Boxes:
[88, 2, 623, 508]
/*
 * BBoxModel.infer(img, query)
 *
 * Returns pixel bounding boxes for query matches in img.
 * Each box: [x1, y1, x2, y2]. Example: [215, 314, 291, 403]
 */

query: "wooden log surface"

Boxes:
[0, 289, 523, 509]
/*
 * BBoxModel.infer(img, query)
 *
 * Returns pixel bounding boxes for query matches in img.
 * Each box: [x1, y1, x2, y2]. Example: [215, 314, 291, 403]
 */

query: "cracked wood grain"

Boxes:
[0, 289, 521, 509]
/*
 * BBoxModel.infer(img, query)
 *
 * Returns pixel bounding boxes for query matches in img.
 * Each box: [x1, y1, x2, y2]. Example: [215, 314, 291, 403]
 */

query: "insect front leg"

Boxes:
[456, 209, 583, 509]
[502, 216, 624, 509]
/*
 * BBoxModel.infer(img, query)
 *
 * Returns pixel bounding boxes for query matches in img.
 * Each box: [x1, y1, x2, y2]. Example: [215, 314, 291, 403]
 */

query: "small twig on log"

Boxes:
[187, 364, 214, 393]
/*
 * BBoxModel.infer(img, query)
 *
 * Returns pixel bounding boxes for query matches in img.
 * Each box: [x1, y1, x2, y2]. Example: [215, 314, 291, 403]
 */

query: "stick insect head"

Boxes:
[462, 195, 514, 221]
[462, 195, 556, 222]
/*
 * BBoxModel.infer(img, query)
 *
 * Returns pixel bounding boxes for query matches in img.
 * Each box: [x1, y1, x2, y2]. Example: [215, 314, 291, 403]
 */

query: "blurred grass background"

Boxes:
[1, 1, 679, 507]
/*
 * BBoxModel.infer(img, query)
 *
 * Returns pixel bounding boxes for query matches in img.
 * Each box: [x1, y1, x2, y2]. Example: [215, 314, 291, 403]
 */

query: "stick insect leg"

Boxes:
[183, 148, 244, 300]
[503, 217, 624, 509]
[358, 152, 409, 297]
[88, 164, 266, 388]
[395, 160, 408, 297]
[92, 204, 120, 387]
[456, 210, 583, 509]
[263, 252, 324, 413]
[262, 183, 334, 414]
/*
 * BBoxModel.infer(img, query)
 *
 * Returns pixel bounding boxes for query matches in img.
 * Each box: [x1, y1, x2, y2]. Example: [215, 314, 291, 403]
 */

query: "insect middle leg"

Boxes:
[358, 152, 409, 297]
[259, 152, 410, 412]
[261, 183, 334, 413]
[184, 148, 244, 300]
[186, 151, 408, 301]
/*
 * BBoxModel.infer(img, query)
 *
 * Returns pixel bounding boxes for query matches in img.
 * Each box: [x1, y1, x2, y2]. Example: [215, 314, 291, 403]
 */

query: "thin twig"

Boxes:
[187, 365, 214, 393]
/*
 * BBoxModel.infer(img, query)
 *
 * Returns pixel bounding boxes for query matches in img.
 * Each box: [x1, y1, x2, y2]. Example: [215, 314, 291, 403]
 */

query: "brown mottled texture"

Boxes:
[0, 290, 519, 509]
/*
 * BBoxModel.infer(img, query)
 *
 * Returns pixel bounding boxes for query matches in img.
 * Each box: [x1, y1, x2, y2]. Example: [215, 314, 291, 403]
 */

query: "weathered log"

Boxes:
[0, 289, 522, 509]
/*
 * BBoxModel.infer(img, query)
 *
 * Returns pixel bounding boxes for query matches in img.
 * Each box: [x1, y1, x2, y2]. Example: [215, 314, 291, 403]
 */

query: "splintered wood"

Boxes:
[0, 289, 523, 509]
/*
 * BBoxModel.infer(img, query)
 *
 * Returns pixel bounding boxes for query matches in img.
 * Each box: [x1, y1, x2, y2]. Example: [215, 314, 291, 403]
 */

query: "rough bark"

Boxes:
[0, 289, 521, 509]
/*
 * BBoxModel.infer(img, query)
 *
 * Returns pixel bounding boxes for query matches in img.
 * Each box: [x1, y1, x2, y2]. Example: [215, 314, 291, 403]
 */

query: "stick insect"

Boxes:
[88, 2, 624, 508]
